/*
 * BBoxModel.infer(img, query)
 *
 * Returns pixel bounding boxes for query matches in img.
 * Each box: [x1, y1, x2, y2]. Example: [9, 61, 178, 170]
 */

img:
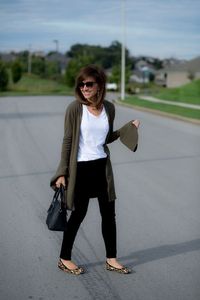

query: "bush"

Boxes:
[31, 57, 46, 77]
[11, 60, 22, 83]
[45, 61, 60, 79]
[0, 61, 9, 91]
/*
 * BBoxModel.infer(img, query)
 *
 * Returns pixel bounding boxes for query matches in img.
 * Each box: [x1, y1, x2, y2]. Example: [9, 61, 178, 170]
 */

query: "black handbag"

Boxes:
[46, 185, 68, 231]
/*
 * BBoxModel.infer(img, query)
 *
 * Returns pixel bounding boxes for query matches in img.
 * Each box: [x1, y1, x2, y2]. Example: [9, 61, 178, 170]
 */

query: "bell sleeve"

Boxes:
[119, 121, 138, 152]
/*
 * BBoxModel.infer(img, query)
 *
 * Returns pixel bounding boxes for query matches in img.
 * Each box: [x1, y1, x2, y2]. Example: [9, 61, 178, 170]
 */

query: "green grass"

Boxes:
[152, 79, 200, 105]
[0, 73, 73, 96]
[123, 96, 200, 120]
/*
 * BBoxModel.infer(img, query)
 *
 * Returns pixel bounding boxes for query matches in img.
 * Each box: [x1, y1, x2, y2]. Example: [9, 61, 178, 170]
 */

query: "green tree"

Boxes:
[109, 64, 132, 88]
[66, 41, 133, 71]
[17, 51, 29, 72]
[31, 56, 45, 76]
[188, 71, 195, 81]
[149, 72, 155, 82]
[65, 54, 95, 87]
[45, 61, 60, 79]
[109, 65, 120, 85]
[152, 58, 163, 70]
[11, 60, 22, 83]
[108, 41, 132, 66]
[0, 61, 9, 91]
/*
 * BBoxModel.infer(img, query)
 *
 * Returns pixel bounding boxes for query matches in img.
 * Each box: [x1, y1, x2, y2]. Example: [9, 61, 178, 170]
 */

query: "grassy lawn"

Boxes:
[0, 73, 73, 96]
[152, 79, 200, 105]
[123, 96, 200, 120]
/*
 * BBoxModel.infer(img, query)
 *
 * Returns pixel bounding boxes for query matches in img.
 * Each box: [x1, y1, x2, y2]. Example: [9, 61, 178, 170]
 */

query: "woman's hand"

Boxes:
[55, 176, 66, 188]
[132, 119, 140, 128]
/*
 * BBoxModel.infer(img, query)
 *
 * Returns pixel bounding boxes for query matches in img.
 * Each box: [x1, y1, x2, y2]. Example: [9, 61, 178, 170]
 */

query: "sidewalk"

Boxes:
[138, 95, 200, 110]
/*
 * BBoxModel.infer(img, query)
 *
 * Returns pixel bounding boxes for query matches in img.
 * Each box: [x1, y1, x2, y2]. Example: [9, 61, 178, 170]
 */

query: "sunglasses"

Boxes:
[78, 81, 96, 88]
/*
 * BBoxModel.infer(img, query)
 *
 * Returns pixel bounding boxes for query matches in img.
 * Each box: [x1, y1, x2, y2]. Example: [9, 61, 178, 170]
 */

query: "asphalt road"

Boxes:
[0, 96, 200, 300]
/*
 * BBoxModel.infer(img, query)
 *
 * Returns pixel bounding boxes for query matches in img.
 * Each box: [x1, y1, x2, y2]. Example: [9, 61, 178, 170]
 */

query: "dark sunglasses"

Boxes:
[78, 81, 96, 88]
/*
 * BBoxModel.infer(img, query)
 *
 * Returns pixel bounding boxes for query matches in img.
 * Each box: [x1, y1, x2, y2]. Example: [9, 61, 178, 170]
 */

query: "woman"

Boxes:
[50, 65, 140, 275]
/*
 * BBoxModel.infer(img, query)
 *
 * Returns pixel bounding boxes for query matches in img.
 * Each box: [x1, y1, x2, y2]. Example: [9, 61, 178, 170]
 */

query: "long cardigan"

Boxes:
[50, 99, 138, 210]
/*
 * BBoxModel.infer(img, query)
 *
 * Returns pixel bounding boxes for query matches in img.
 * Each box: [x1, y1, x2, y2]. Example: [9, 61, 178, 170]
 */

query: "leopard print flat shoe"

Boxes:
[58, 259, 85, 275]
[106, 261, 131, 274]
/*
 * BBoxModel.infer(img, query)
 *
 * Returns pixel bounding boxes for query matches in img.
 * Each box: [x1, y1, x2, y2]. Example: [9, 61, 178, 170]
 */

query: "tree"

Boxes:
[0, 61, 9, 91]
[66, 41, 133, 71]
[109, 63, 132, 88]
[65, 54, 95, 87]
[152, 58, 163, 70]
[45, 61, 60, 79]
[31, 56, 45, 76]
[108, 41, 132, 66]
[18, 51, 29, 72]
[11, 60, 22, 83]
[149, 72, 155, 82]
[188, 71, 195, 81]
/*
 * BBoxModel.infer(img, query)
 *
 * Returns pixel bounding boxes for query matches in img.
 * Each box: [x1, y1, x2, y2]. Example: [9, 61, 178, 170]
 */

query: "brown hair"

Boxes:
[75, 65, 107, 109]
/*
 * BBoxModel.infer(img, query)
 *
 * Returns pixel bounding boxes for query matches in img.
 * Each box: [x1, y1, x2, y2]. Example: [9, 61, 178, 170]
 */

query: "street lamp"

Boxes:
[121, 0, 126, 101]
[28, 44, 32, 74]
[53, 40, 59, 53]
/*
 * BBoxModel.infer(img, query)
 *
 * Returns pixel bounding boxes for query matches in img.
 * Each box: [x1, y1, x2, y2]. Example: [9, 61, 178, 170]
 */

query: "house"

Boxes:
[130, 70, 149, 84]
[155, 56, 200, 87]
[130, 59, 156, 84]
[46, 52, 69, 74]
[0, 52, 17, 62]
[33, 51, 46, 58]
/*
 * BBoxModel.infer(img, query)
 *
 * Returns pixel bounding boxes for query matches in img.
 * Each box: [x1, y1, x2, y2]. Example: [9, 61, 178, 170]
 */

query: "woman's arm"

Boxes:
[50, 105, 73, 189]
[106, 101, 140, 145]
[132, 120, 140, 128]
[105, 101, 140, 152]
[105, 102, 120, 144]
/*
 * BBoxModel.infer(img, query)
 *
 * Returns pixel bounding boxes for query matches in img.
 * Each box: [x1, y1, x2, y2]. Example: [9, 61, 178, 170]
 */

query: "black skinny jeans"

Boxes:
[60, 158, 117, 260]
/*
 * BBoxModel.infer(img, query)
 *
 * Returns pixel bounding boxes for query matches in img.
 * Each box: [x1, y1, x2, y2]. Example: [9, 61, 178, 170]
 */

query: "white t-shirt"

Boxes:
[77, 104, 109, 161]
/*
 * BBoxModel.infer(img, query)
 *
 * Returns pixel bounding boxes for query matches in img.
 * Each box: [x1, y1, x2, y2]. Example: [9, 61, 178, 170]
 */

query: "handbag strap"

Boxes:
[60, 185, 66, 204]
[53, 187, 61, 201]
[54, 185, 66, 209]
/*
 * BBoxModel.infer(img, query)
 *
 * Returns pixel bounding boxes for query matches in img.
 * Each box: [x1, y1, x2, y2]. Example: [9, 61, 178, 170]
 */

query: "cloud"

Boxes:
[0, 0, 200, 59]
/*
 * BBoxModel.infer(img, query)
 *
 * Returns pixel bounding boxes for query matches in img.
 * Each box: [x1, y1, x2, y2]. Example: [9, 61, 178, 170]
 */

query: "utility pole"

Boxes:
[53, 40, 59, 53]
[28, 44, 32, 74]
[53, 39, 61, 74]
[121, 0, 126, 100]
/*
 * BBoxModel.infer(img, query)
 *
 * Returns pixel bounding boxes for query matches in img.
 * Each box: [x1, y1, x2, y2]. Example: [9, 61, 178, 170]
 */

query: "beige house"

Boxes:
[156, 56, 200, 87]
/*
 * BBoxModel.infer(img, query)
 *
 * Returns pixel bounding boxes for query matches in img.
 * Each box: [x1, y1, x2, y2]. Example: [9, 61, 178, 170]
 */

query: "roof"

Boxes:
[162, 56, 200, 72]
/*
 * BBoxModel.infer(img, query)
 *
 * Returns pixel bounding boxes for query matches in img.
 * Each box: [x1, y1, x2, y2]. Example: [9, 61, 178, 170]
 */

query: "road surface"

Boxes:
[0, 96, 200, 300]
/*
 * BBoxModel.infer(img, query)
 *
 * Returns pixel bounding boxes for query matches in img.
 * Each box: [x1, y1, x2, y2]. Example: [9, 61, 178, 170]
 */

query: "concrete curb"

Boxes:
[115, 100, 200, 126]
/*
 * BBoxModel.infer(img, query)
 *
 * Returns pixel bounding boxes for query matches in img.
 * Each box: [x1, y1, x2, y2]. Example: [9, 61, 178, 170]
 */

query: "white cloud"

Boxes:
[0, 0, 200, 59]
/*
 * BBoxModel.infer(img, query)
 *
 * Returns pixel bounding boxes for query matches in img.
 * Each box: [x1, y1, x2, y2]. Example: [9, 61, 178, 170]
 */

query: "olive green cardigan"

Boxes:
[50, 100, 138, 210]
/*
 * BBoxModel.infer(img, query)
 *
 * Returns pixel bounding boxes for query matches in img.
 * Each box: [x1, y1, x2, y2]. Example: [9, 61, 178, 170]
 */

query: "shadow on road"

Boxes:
[1, 153, 199, 180]
[86, 238, 200, 269]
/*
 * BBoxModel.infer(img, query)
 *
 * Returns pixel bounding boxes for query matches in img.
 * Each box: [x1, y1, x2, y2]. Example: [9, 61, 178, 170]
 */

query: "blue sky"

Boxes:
[0, 0, 200, 59]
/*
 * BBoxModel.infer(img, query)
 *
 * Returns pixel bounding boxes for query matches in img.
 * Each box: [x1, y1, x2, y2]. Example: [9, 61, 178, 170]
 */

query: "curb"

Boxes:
[115, 100, 200, 126]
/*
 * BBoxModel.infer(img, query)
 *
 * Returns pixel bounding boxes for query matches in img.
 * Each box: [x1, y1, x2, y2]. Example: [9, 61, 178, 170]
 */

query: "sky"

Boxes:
[0, 0, 200, 60]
